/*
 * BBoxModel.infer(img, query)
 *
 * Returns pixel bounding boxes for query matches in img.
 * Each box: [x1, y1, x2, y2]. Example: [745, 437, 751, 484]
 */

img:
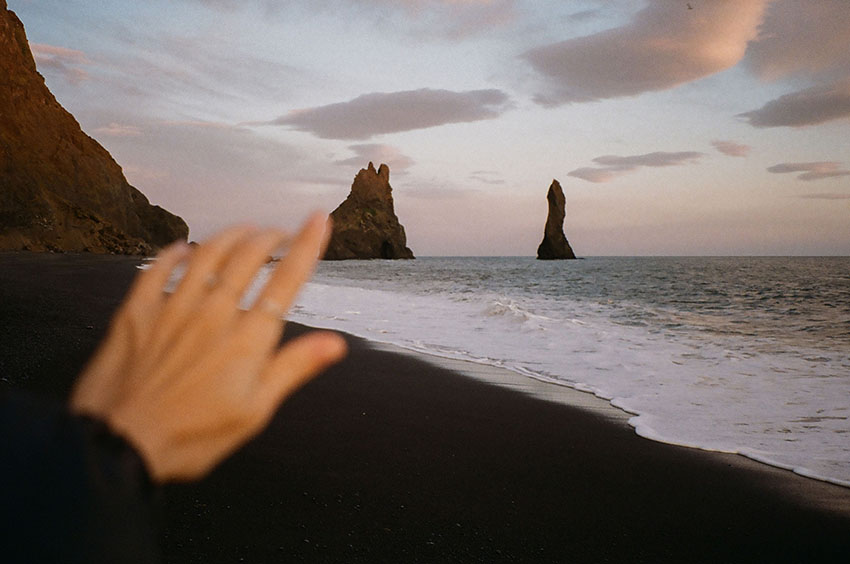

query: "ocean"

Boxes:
[282, 256, 850, 487]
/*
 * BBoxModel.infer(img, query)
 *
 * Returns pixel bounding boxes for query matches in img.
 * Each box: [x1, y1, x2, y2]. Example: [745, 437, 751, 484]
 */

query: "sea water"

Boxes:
[281, 256, 850, 487]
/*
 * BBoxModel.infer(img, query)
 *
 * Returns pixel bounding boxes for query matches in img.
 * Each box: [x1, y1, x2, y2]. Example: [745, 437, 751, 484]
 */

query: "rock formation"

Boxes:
[324, 162, 414, 260]
[536, 179, 576, 260]
[0, 1, 188, 255]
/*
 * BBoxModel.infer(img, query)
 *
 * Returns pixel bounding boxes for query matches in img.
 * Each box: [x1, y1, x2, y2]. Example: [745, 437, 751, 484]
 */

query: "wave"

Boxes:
[289, 270, 850, 489]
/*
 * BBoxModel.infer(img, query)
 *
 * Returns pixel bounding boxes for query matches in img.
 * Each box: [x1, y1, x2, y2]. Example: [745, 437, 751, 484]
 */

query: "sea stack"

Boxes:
[536, 179, 576, 260]
[324, 163, 414, 260]
[0, 1, 188, 255]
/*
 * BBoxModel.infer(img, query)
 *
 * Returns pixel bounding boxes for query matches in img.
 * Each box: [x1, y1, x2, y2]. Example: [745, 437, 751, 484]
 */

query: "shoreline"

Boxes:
[2, 252, 849, 563]
[357, 337, 850, 513]
[286, 317, 850, 492]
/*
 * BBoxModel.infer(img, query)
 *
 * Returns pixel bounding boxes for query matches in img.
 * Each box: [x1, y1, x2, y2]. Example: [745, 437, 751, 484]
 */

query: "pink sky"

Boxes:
[13, 0, 850, 255]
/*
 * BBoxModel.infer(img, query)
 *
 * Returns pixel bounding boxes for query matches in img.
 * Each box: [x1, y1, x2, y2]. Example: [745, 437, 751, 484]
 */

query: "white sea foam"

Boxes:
[283, 257, 850, 488]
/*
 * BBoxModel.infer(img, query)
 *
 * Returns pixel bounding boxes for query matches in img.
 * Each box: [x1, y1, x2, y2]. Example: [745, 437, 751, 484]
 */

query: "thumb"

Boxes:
[254, 330, 347, 415]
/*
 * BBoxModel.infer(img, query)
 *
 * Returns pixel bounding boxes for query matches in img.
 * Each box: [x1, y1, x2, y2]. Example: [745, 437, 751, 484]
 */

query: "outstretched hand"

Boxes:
[71, 213, 347, 482]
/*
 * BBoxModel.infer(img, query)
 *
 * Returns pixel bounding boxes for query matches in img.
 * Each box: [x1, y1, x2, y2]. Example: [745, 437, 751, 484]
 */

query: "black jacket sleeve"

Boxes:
[0, 392, 161, 564]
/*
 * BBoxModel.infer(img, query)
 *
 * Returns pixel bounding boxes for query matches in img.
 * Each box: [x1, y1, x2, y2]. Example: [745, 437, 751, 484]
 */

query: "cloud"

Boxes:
[711, 140, 750, 157]
[189, 0, 517, 38]
[468, 170, 505, 185]
[29, 42, 90, 84]
[384, 0, 518, 39]
[568, 151, 704, 183]
[267, 88, 511, 140]
[737, 79, 850, 128]
[745, 0, 850, 82]
[93, 122, 143, 137]
[798, 193, 850, 200]
[334, 144, 415, 174]
[523, 0, 767, 105]
[767, 162, 850, 182]
[739, 2, 850, 129]
[565, 9, 601, 23]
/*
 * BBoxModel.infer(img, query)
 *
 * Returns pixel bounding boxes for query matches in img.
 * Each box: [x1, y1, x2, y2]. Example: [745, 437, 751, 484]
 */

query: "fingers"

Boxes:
[215, 228, 290, 302]
[168, 225, 258, 309]
[147, 226, 257, 354]
[246, 213, 330, 328]
[254, 331, 347, 415]
[125, 240, 191, 308]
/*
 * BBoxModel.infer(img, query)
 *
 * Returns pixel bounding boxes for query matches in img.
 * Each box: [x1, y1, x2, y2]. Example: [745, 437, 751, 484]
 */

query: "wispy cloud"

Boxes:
[523, 0, 767, 105]
[334, 144, 415, 174]
[712, 140, 750, 157]
[737, 79, 850, 128]
[29, 42, 90, 84]
[468, 170, 505, 185]
[767, 162, 850, 181]
[189, 0, 517, 38]
[745, 0, 850, 82]
[266, 88, 512, 140]
[392, 0, 518, 39]
[565, 9, 601, 23]
[798, 193, 850, 200]
[93, 122, 143, 137]
[739, 2, 850, 129]
[568, 151, 704, 183]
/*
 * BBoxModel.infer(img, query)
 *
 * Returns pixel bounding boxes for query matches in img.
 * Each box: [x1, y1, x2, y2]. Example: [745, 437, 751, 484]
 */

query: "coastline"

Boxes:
[2, 252, 849, 563]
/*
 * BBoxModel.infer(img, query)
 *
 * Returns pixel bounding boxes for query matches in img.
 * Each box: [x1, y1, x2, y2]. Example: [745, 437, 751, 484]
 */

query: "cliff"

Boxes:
[324, 162, 414, 260]
[0, 1, 188, 254]
[536, 179, 576, 260]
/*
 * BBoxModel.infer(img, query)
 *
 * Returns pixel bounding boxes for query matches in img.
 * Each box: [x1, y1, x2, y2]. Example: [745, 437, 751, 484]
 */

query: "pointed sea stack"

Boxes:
[0, 1, 188, 254]
[536, 179, 576, 260]
[324, 163, 414, 260]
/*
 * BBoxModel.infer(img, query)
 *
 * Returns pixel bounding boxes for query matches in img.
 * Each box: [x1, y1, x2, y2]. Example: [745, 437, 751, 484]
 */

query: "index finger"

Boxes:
[244, 213, 330, 327]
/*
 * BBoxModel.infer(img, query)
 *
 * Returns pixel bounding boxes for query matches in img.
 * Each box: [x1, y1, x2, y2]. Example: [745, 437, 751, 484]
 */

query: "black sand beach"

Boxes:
[2, 253, 849, 563]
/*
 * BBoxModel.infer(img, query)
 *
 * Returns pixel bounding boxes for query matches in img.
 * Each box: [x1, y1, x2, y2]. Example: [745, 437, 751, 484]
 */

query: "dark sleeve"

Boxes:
[0, 392, 161, 564]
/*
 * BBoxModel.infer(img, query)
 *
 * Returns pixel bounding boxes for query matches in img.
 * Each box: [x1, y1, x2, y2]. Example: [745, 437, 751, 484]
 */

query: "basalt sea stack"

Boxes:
[536, 179, 576, 260]
[0, 1, 188, 254]
[324, 162, 414, 260]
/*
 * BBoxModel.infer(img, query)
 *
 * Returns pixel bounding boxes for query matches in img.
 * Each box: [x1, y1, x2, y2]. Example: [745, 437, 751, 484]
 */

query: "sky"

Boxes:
[10, 0, 850, 255]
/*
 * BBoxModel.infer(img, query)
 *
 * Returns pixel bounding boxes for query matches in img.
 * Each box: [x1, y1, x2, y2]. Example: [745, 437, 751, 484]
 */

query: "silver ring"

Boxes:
[257, 297, 286, 319]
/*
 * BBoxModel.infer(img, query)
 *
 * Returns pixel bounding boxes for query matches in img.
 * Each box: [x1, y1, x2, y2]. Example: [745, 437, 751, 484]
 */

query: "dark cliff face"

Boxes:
[0, 1, 188, 255]
[324, 162, 414, 260]
[536, 179, 576, 260]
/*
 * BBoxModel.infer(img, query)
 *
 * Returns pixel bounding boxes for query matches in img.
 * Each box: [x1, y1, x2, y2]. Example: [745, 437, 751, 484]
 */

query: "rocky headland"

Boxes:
[0, 0, 187, 255]
[536, 179, 576, 260]
[324, 163, 414, 260]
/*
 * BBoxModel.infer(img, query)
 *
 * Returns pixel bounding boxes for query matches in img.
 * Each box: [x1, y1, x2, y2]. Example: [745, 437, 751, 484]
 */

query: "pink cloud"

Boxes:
[711, 140, 750, 157]
[523, 0, 767, 105]
[568, 151, 704, 183]
[29, 42, 90, 84]
[745, 0, 850, 82]
[94, 122, 143, 137]
[739, 2, 850, 129]
[767, 162, 850, 181]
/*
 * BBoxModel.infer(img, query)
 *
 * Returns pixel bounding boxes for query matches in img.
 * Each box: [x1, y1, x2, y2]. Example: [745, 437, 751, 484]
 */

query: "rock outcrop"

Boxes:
[536, 179, 576, 260]
[324, 162, 414, 260]
[0, 1, 188, 255]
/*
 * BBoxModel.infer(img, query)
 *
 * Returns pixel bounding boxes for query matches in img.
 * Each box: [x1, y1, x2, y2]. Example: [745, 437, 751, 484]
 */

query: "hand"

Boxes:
[70, 213, 347, 482]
